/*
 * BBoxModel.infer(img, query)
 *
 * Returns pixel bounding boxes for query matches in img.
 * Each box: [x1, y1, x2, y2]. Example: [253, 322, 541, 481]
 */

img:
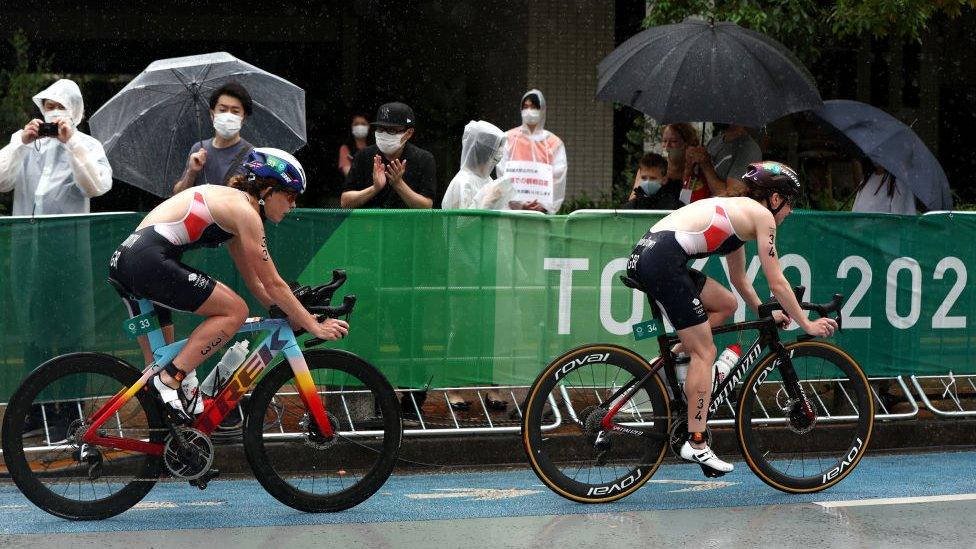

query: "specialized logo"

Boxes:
[822, 437, 864, 483]
[709, 343, 763, 413]
[554, 352, 610, 381]
[585, 468, 643, 497]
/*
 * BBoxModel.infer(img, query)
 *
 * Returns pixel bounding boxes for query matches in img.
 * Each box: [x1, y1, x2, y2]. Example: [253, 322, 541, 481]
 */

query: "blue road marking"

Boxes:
[1, 450, 974, 534]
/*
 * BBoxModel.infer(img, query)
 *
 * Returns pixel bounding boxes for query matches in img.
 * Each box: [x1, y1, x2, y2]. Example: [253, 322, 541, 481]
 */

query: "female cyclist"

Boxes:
[626, 161, 838, 475]
[108, 148, 348, 421]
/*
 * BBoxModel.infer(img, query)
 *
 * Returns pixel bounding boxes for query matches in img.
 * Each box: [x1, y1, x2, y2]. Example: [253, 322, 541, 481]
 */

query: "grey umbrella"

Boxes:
[90, 52, 306, 197]
[811, 100, 952, 210]
[597, 18, 822, 127]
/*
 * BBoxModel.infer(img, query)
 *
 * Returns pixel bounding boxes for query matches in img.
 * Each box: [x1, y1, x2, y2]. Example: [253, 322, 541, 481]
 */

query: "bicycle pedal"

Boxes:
[699, 464, 727, 478]
[189, 468, 220, 490]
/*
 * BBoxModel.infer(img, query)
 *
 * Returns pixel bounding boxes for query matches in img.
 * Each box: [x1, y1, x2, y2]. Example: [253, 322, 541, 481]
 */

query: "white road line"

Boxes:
[815, 493, 976, 508]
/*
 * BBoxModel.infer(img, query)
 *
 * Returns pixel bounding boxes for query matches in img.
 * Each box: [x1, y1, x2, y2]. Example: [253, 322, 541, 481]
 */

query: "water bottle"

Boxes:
[712, 344, 742, 391]
[200, 340, 250, 397]
[675, 354, 690, 385]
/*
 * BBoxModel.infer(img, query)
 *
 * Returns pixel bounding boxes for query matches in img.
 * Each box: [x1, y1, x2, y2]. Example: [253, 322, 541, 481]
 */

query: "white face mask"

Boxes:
[639, 178, 663, 196]
[665, 147, 684, 161]
[521, 109, 541, 126]
[351, 124, 369, 139]
[375, 131, 405, 155]
[213, 112, 243, 139]
[43, 109, 70, 124]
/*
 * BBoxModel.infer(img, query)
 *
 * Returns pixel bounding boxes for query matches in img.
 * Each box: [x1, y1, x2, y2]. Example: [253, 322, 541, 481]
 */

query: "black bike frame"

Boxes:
[598, 316, 804, 439]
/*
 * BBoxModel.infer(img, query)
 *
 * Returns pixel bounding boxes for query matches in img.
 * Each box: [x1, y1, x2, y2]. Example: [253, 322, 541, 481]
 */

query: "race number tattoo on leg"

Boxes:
[695, 391, 706, 421]
[200, 329, 230, 358]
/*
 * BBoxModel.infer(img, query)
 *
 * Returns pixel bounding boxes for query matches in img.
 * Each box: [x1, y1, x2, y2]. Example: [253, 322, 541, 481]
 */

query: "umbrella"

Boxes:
[811, 100, 951, 210]
[597, 18, 822, 127]
[90, 52, 306, 196]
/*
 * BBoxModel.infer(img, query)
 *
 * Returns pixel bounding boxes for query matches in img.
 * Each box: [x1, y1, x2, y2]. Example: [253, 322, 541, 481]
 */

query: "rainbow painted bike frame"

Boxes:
[80, 298, 333, 456]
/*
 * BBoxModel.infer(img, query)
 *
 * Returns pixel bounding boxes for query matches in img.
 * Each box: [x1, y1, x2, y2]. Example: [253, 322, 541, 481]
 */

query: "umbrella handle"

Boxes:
[191, 84, 210, 186]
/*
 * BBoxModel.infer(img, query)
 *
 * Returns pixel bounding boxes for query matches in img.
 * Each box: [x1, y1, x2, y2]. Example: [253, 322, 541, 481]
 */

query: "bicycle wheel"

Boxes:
[243, 349, 402, 512]
[1, 353, 165, 520]
[522, 344, 670, 503]
[737, 340, 874, 493]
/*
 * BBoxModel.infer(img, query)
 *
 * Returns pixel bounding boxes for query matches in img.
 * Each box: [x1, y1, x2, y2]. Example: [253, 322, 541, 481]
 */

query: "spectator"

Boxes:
[686, 124, 762, 197]
[0, 78, 110, 442]
[441, 120, 511, 411]
[852, 164, 917, 214]
[441, 120, 510, 209]
[338, 113, 370, 177]
[0, 78, 112, 214]
[660, 123, 701, 204]
[495, 89, 567, 213]
[620, 152, 683, 210]
[341, 102, 435, 209]
[172, 82, 254, 194]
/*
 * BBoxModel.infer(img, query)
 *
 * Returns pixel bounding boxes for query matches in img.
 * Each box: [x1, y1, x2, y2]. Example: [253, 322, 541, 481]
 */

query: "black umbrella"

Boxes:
[597, 18, 822, 127]
[811, 100, 952, 210]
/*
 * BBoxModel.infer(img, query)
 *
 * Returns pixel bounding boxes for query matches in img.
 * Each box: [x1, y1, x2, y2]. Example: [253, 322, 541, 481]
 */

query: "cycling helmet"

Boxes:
[244, 147, 306, 194]
[743, 161, 800, 214]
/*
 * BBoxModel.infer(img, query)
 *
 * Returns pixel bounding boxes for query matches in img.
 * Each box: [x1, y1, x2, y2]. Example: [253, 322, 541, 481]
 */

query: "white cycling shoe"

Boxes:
[680, 441, 734, 478]
[151, 370, 199, 424]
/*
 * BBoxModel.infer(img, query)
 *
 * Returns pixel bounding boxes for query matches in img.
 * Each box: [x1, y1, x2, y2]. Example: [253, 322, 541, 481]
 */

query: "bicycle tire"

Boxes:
[243, 349, 402, 512]
[1, 353, 165, 520]
[736, 340, 874, 493]
[522, 344, 671, 503]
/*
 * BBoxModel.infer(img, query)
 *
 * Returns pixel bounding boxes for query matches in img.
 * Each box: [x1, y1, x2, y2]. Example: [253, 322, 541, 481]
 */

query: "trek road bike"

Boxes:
[1, 270, 402, 520]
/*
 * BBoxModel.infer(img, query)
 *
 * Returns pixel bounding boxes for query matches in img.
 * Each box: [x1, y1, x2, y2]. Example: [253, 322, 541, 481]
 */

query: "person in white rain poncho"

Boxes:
[0, 79, 112, 215]
[495, 89, 567, 213]
[441, 120, 511, 209]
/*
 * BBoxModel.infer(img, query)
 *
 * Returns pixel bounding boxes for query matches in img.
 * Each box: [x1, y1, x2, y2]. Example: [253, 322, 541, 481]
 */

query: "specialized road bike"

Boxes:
[1, 270, 402, 520]
[522, 276, 873, 503]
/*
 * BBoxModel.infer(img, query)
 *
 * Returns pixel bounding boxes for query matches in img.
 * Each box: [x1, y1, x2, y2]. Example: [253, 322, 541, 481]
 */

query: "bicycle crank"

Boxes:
[668, 419, 712, 459]
[164, 427, 215, 481]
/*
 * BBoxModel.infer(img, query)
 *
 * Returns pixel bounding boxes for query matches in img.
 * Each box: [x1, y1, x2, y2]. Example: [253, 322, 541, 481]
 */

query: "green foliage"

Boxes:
[557, 191, 615, 214]
[831, 0, 976, 39]
[616, 112, 651, 206]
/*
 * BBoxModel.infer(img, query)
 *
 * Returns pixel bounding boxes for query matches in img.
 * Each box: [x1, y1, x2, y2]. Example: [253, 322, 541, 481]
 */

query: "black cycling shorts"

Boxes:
[108, 227, 218, 324]
[627, 230, 709, 330]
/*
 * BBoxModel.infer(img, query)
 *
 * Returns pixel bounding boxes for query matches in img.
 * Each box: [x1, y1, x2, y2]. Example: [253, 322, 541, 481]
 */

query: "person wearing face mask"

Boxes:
[441, 120, 510, 210]
[341, 102, 436, 209]
[0, 78, 113, 215]
[620, 153, 683, 210]
[172, 82, 254, 194]
[495, 89, 567, 213]
[0, 78, 113, 442]
[660, 123, 704, 204]
[338, 113, 370, 178]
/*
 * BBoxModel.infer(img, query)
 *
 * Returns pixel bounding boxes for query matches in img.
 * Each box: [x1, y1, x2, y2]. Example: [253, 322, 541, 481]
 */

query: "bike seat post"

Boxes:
[136, 298, 167, 356]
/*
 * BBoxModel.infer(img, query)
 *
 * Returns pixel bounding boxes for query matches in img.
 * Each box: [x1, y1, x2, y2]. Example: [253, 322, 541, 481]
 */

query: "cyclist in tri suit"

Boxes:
[627, 161, 837, 475]
[109, 148, 348, 422]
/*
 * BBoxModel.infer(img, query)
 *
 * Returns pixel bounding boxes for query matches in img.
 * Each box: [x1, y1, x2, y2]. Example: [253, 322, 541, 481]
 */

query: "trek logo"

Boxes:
[822, 437, 864, 483]
[197, 347, 267, 431]
[554, 353, 610, 381]
[585, 468, 643, 497]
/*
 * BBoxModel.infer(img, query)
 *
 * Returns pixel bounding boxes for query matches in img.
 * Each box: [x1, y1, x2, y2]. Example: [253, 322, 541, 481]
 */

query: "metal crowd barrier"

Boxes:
[910, 373, 976, 417]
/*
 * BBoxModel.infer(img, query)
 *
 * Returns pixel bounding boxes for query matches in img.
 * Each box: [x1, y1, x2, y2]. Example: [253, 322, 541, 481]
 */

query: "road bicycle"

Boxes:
[522, 276, 873, 503]
[1, 270, 402, 520]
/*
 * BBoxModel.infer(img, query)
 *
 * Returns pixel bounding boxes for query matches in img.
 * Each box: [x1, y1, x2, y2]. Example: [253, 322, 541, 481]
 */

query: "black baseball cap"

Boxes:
[371, 102, 415, 128]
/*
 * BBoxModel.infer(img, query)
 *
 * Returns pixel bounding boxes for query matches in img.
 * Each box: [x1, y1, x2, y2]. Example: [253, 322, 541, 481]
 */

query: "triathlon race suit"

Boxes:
[108, 188, 235, 325]
[627, 201, 745, 330]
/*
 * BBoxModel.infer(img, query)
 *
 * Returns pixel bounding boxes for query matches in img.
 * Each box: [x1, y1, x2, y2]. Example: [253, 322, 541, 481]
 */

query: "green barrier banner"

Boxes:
[1, 210, 973, 401]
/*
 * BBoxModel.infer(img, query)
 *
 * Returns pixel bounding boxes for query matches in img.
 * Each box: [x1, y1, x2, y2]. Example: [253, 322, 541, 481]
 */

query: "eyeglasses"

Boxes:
[375, 126, 407, 135]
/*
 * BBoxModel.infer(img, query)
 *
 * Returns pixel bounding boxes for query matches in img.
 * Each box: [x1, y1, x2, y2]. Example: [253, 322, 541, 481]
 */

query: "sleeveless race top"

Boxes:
[660, 201, 746, 259]
[152, 187, 234, 249]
